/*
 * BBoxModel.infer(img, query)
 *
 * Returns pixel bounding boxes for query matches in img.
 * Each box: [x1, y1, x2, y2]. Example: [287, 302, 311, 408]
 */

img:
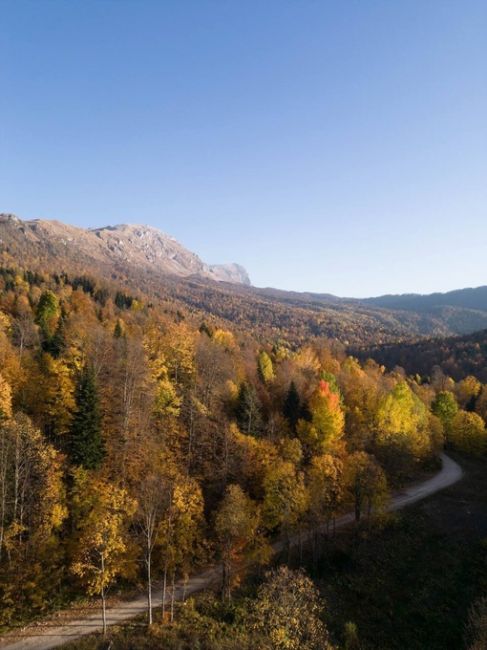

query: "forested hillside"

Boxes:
[359, 329, 487, 382]
[1, 261, 487, 648]
[3, 214, 487, 346]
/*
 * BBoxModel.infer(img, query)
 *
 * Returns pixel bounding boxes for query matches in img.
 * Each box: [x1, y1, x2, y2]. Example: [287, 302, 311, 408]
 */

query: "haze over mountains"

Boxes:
[2, 212, 487, 345]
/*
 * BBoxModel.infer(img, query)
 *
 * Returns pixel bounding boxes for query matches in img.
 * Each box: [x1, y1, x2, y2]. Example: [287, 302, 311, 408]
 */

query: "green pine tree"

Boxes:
[283, 381, 301, 431]
[235, 382, 262, 435]
[68, 365, 105, 469]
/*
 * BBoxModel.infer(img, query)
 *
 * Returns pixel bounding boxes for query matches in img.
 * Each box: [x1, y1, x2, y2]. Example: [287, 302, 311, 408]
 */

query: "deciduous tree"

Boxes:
[344, 451, 388, 522]
[297, 380, 344, 454]
[71, 473, 137, 635]
[214, 484, 261, 601]
[251, 566, 333, 650]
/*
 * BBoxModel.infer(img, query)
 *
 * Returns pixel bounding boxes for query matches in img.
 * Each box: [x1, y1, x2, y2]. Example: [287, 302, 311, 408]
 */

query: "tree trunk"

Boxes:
[100, 553, 107, 636]
[311, 530, 317, 569]
[170, 571, 176, 622]
[367, 498, 372, 521]
[162, 565, 167, 619]
[355, 495, 362, 522]
[221, 559, 231, 602]
[101, 589, 107, 636]
[147, 550, 152, 625]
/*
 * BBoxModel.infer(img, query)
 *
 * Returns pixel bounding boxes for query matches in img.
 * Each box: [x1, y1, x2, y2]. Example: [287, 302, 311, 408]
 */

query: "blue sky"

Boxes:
[1, 1, 486, 297]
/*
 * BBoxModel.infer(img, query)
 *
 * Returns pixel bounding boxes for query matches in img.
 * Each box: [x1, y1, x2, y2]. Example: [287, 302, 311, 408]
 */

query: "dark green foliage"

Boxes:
[432, 391, 458, 431]
[35, 290, 60, 345]
[23, 269, 44, 286]
[72, 276, 96, 295]
[67, 365, 105, 470]
[235, 382, 262, 436]
[199, 321, 213, 337]
[115, 291, 134, 310]
[320, 371, 341, 396]
[283, 381, 300, 431]
[94, 287, 109, 305]
[44, 317, 66, 357]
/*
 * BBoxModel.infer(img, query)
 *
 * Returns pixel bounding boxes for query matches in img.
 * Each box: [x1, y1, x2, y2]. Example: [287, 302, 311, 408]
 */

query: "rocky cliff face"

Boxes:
[0, 214, 251, 285]
[207, 263, 251, 285]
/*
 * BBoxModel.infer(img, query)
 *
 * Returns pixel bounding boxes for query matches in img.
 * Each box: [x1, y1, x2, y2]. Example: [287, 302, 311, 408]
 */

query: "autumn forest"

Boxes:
[0, 257, 485, 650]
[3, 0, 487, 646]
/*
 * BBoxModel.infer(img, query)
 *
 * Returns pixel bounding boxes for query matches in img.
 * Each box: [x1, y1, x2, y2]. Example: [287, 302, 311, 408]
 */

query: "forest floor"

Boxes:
[0, 453, 463, 650]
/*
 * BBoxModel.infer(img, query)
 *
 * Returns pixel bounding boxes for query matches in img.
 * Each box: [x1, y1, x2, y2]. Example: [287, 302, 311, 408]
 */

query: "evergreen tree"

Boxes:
[235, 381, 262, 435]
[283, 381, 300, 431]
[68, 365, 105, 469]
[45, 317, 66, 357]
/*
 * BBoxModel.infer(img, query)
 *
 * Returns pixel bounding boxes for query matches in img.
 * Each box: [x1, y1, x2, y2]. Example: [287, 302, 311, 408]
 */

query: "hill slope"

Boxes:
[0, 214, 251, 285]
[2, 212, 487, 346]
[356, 328, 487, 381]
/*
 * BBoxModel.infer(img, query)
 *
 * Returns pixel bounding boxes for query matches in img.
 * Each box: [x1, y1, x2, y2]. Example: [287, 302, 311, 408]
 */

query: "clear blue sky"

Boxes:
[1, 1, 486, 297]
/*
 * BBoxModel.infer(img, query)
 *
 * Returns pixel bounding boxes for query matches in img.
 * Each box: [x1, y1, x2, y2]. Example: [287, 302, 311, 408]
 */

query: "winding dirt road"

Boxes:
[1, 453, 463, 650]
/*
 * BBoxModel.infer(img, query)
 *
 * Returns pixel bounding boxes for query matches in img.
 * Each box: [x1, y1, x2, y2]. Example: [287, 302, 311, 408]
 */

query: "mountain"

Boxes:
[2, 212, 487, 346]
[0, 214, 250, 286]
[362, 286, 487, 312]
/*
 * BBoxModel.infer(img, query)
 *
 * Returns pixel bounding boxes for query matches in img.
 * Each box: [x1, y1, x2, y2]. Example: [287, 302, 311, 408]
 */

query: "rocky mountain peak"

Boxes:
[0, 214, 251, 286]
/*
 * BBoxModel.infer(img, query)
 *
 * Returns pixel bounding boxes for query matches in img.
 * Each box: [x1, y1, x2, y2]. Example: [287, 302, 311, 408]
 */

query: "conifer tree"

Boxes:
[235, 381, 262, 435]
[68, 365, 105, 469]
[283, 381, 300, 431]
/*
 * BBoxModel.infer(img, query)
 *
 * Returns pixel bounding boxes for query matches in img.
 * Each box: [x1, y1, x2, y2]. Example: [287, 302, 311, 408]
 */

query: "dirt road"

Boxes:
[1, 452, 462, 650]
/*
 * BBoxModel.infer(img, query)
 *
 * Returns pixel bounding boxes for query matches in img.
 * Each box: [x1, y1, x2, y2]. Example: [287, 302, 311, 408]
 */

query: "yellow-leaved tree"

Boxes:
[306, 454, 344, 533]
[0, 414, 66, 624]
[262, 461, 309, 544]
[0, 372, 12, 419]
[375, 381, 434, 474]
[214, 484, 264, 601]
[344, 451, 388, 523]
[297, 380, 344, 454]
[71, 471, 137, 635]
[449, 410, 487, 456]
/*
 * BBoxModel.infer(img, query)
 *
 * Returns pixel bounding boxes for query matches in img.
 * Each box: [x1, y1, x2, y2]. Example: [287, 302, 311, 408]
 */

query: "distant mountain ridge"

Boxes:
[0, 214, 251, 286]
[361, 286, 487, 312]
[1, 211, 487, 345]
